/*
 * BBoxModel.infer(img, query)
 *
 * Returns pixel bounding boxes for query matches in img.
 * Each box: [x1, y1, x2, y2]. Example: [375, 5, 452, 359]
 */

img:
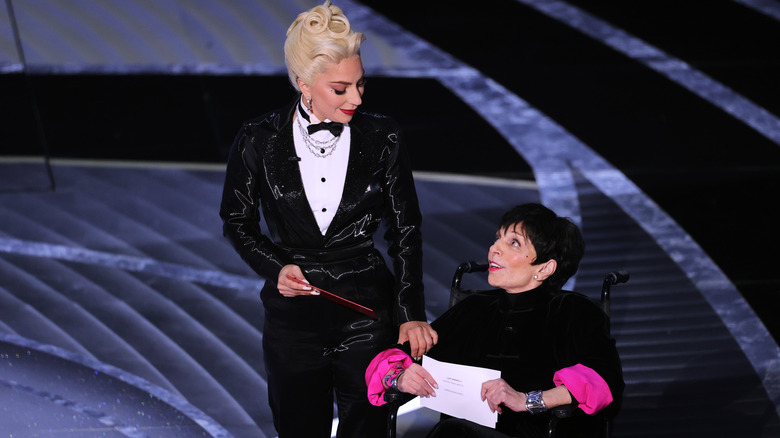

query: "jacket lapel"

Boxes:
[262, 100, 325, 244]
[324, 116, 376, 243]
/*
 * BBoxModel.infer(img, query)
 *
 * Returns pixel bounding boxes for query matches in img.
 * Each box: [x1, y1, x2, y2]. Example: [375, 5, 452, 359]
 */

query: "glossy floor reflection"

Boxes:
[1, 336, 227, 437]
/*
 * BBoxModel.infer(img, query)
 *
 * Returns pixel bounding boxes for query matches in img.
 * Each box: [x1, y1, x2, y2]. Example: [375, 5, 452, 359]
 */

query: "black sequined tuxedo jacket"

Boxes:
[219, 98, 426, 330]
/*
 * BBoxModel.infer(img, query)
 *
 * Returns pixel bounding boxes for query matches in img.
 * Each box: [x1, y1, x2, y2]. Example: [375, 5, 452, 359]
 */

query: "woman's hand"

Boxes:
[277, 265, 318, 297]
[398, 321, 438, 359]
[481, 378, 525, 414]
[396, 363, 438, 398]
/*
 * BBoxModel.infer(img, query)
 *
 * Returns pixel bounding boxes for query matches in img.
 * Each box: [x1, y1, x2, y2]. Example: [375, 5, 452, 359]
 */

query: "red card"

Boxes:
[286, 275, 379, 319]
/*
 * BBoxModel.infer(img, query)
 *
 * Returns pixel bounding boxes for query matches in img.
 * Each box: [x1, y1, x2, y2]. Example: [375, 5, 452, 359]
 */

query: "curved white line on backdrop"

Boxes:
[0, 237, 265, 293]
[518, 0, 780, 146]
[731, 0, 780, 21]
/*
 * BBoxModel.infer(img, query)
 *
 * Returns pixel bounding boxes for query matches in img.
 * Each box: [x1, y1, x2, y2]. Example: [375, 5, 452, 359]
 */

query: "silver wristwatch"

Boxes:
[525, 390, 548, 414]
[389, 370, 405, 390]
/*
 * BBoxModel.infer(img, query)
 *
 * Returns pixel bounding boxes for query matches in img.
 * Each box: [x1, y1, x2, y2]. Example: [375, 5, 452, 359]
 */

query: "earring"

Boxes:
[306, 96, 312, 112]
[534, 275, 538, 280]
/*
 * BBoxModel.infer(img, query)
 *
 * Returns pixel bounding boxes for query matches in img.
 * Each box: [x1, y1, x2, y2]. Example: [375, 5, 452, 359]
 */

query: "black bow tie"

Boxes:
[307, 121, 344, 137]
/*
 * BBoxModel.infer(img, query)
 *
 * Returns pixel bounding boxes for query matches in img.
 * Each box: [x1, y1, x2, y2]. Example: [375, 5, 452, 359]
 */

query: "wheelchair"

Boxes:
[385, 261, 628, 438]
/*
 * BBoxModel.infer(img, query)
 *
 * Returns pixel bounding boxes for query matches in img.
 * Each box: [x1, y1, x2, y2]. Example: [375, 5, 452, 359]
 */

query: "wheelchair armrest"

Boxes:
[385, 388, 417, 438]
[384, 387, 416, 405]
[546, 404, 578, 438]
[551, 403, 576, 418]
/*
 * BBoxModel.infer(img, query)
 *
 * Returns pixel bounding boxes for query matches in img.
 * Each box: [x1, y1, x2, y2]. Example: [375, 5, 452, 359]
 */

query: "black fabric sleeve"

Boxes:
[219, 125, 288, 281]
[380, 122, 426, 324]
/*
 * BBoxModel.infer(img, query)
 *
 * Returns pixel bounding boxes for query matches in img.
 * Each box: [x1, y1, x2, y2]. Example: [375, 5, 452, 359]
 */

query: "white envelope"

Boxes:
[419, 355, 501, 428]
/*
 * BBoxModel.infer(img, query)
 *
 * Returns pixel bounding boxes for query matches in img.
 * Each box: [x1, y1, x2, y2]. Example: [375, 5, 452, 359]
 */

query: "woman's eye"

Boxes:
[334, 89, 346, 95]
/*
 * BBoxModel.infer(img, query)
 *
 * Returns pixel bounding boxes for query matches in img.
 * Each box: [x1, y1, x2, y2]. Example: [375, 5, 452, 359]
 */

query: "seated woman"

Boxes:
[365, 203, 624, 438]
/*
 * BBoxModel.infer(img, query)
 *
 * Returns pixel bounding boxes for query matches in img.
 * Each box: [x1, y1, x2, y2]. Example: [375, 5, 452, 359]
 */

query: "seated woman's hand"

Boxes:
[396, 363, 438, 398]
[481, 378, 524, 414]
[398, 321, 438, 359]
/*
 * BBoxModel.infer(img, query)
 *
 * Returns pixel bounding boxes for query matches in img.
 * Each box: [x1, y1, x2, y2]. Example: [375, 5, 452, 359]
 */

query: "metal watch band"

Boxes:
[389, 370, 405, 390]
[384, 367, 403, 388]
[525, 390, 548, 414]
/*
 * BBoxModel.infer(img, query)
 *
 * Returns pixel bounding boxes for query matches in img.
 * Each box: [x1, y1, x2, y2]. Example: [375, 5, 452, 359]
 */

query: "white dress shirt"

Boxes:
[292, 102, 351, 235]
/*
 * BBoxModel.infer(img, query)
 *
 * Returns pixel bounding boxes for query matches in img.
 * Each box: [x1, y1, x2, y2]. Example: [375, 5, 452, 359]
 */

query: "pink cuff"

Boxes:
[553, 364, 613, 414]
[364, 348, 413, 406]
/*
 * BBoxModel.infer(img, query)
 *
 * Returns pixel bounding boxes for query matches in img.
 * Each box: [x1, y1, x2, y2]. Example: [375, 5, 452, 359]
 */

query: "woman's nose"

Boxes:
[349, 87, 362, 106]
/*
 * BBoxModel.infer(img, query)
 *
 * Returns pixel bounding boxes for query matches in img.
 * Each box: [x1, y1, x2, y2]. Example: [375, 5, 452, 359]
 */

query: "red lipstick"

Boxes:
[340, 109, 356, 116]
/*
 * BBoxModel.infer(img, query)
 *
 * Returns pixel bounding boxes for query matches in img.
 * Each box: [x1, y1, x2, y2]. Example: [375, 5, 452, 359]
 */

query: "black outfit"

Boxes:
[423, 283, 624, 438]
[220, 98, 426, 437]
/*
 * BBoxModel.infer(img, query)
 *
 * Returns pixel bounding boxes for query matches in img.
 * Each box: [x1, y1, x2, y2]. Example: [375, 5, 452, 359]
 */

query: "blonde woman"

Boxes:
[219, 2, 436, 436]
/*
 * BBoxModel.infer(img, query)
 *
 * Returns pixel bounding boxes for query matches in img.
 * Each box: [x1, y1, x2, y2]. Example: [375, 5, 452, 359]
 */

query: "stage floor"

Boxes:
[1, 161, 778, 437]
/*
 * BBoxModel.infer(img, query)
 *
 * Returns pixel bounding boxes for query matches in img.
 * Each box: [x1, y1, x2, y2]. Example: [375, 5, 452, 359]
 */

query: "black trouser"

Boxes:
[261, 247, 397, 438]
[264, 318, 393, 437]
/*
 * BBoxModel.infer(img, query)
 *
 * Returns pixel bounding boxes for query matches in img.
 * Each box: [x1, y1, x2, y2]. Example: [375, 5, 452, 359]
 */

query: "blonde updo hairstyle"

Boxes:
[284, 1, 365, 92]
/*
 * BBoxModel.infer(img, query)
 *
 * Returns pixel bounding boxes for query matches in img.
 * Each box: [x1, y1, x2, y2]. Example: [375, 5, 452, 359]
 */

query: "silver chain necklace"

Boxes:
[296, 116, 340, 158]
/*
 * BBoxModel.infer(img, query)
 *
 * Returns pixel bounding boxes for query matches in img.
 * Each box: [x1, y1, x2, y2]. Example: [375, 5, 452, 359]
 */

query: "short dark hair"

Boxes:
[499, 203, 585, 290]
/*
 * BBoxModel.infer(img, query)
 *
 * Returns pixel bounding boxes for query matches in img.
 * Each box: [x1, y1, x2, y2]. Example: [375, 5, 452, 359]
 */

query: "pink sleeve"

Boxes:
[364, 348, 413, 406]
[553, 364, 613, 414]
